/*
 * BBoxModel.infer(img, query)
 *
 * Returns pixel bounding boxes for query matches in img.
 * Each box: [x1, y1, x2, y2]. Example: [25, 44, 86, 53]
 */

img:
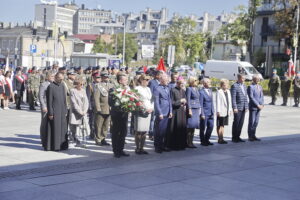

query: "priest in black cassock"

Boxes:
[45, 72, 68, 151]
[167, 77, 187, 150]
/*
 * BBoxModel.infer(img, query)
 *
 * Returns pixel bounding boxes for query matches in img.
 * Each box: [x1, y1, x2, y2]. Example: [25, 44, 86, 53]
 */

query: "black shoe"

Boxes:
[135, 149, 142, 155]
[269, 102, 275, 105]
[101, 140, 110, 146]
[114, 153, 121, 158]
[29, 107, 36, 110]
[238, 138, 245, 142]
[232, 139, 239, 143]
[120, 151, 130, 157]
[281, 103, 287, 106]
[207, 141, 214, 145]
[155, 149, 162, 153]
[140, 150, 149, 154]
[293, 104, 299, 107]
[162, 148, 171, 152]
[95, 142, 102, 146]
[253, 137, 261, 141]
[149, 136, 154, 141]
[201, 142, 209, 146]
[248, 137, 255, 142]
[218, 140, 228, 144]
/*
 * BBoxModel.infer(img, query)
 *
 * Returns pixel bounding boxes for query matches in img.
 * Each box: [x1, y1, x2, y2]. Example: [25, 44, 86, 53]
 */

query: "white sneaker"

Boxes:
[3, 107, 10, 110]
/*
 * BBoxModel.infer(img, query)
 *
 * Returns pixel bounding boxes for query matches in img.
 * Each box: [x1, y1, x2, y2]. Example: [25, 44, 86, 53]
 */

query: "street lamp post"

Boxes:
[122, 17, 126, 66]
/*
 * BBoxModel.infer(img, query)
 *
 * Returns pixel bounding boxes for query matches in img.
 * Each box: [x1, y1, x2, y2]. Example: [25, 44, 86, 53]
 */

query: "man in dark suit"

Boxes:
[231, 74, 248, 143]
[247, 75, 264, 141]
[109, 73, 130, 158]
[153, 73, 172, 153]
[148, 70, 163, 140]
[199, 78, 214, 146]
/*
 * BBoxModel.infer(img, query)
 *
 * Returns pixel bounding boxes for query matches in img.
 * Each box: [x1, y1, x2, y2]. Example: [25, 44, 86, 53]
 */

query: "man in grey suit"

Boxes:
[247, 75, 264, 141]
[231, 74, 248, 143]
[39, 72, 54, 149]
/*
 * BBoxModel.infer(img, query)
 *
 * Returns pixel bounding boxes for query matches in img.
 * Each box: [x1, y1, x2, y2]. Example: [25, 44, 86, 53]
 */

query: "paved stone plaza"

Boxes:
[0, 96, 300, 200]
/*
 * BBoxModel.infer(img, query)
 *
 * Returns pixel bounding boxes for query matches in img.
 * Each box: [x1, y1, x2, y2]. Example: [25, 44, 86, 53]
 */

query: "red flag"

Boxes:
[156, 57, 166, 72]
[288, 59, 295, 77]
[143, 66, 148, 73]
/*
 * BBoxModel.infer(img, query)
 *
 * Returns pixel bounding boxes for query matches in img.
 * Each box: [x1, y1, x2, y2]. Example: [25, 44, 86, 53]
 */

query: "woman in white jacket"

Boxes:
[216, 79, 232, 144]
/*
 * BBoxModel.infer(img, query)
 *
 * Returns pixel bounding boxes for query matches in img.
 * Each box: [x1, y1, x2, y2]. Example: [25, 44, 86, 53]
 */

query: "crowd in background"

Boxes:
[0, 64, 300, 158]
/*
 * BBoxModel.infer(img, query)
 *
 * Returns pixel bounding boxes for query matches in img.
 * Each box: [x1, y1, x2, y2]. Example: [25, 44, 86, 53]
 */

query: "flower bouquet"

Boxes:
[111, 87, 146, 114]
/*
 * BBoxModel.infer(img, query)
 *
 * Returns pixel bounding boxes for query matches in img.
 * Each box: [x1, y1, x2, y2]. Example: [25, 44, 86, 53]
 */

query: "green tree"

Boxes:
[92, 37, 114, 54]
[158, 17, 207, 66]
[115, 33, 138, 66]
[216, 1, 262, 62]
[273, 0, 300, 47]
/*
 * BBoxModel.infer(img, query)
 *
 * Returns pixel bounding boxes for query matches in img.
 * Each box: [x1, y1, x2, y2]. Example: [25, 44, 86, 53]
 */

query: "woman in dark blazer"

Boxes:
[186, 77, 200, 148]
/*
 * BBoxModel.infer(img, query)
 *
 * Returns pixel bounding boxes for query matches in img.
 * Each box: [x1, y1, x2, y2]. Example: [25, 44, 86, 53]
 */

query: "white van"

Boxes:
[204, 60, 263, 81]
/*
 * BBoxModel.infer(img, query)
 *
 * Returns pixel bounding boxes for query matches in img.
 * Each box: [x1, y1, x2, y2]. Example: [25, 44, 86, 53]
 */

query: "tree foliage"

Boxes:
[157, 17, 207, 66]
[115, 33, 138, 66]
[273, 0, 300, 46]
[92, 37, 114, 54]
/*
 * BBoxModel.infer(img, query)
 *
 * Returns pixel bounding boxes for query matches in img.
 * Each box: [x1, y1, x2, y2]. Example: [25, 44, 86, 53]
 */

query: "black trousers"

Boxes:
[111, 113, 128, 155]
[15, 91, 23, 109]
[232, 110, 246, 140]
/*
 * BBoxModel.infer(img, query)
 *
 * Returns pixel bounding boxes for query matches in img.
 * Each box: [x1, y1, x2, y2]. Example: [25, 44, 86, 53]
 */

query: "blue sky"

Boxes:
[1, 0, 248, 23]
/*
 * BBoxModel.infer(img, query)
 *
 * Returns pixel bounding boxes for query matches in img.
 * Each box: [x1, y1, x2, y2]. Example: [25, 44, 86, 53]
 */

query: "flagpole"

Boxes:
[294, 2, 299, 72]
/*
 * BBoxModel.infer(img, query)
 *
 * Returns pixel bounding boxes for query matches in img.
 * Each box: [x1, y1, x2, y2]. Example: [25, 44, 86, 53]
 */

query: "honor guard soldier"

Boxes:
[28, 66, 41, 110]
[280, 72, 291, 106]
[268, 69, 280, 105]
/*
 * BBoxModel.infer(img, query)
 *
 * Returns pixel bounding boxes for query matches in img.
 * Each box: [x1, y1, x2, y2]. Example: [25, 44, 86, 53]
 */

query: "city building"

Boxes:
[73, 4, 112, 34]
[251, 0, 289, 76]
[0, 26, 74, 68]
[35, 1, 77, 35]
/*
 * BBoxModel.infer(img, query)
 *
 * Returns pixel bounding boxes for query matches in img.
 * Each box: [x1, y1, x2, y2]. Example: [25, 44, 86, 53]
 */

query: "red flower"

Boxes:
[130, 97, 134, 101]
[136, 102, 141, 106]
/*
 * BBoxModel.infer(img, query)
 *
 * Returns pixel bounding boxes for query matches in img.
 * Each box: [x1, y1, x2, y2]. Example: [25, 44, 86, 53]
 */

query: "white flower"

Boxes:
[115, 101, 120, 106]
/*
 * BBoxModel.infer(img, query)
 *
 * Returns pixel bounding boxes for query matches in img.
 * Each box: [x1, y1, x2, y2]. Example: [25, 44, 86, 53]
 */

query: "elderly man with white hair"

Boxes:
[247, 75, 264, 142]
[199, 78, 215, 146]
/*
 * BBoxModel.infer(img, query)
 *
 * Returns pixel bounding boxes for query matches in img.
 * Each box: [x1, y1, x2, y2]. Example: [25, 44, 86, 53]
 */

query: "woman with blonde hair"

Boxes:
[69, 78, 90, 148]
[185, 77, 200, 148]
[216, 79, 232, 144]
[134, 74, 154, 154]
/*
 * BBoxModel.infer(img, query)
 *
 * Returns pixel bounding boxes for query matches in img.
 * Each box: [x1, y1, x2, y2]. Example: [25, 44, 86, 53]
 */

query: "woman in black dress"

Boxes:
[167, 77, 187, 150]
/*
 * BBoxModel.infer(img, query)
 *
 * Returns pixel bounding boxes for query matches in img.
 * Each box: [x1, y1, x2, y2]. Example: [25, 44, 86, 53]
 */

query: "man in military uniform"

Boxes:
[86, 72, 101, 139]
[28, 67, 41, 110]
[281, 72, 292, 106]
[109, 67, 119, 87]
[293, 71, 300, 107]
[75, 66, 87, 87]
[268, 69, 280, 105]
[94, 71, 113, 146]
[85, 67, 92, 86]
[63, 70, 76, 129]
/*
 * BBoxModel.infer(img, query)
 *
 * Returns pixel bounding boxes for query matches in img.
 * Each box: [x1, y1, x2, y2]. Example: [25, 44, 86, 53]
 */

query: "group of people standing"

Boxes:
[1, 64, 267, 159]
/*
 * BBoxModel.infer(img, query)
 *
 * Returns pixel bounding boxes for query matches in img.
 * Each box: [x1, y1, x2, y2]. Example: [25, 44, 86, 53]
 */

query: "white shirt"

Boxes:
[135, 86, 154, 110]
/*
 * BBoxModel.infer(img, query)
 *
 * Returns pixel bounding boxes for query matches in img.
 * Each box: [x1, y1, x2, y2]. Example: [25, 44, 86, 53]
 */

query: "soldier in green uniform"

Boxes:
[268, 69, 280, 105]
[85, 67, 93, 86]
[63, 69, 76, 110]
[75, 66, 87, 87]
[109, 67, 119, 88]
[293, 71, 300, 107]
[28, 67, 41, 110]
[94, 71, 113, 146]
[280, 72, 292, 106]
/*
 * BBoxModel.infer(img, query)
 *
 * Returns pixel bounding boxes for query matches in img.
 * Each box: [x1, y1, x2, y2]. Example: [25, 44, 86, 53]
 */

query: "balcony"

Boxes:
[257, 3, 284, 15]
